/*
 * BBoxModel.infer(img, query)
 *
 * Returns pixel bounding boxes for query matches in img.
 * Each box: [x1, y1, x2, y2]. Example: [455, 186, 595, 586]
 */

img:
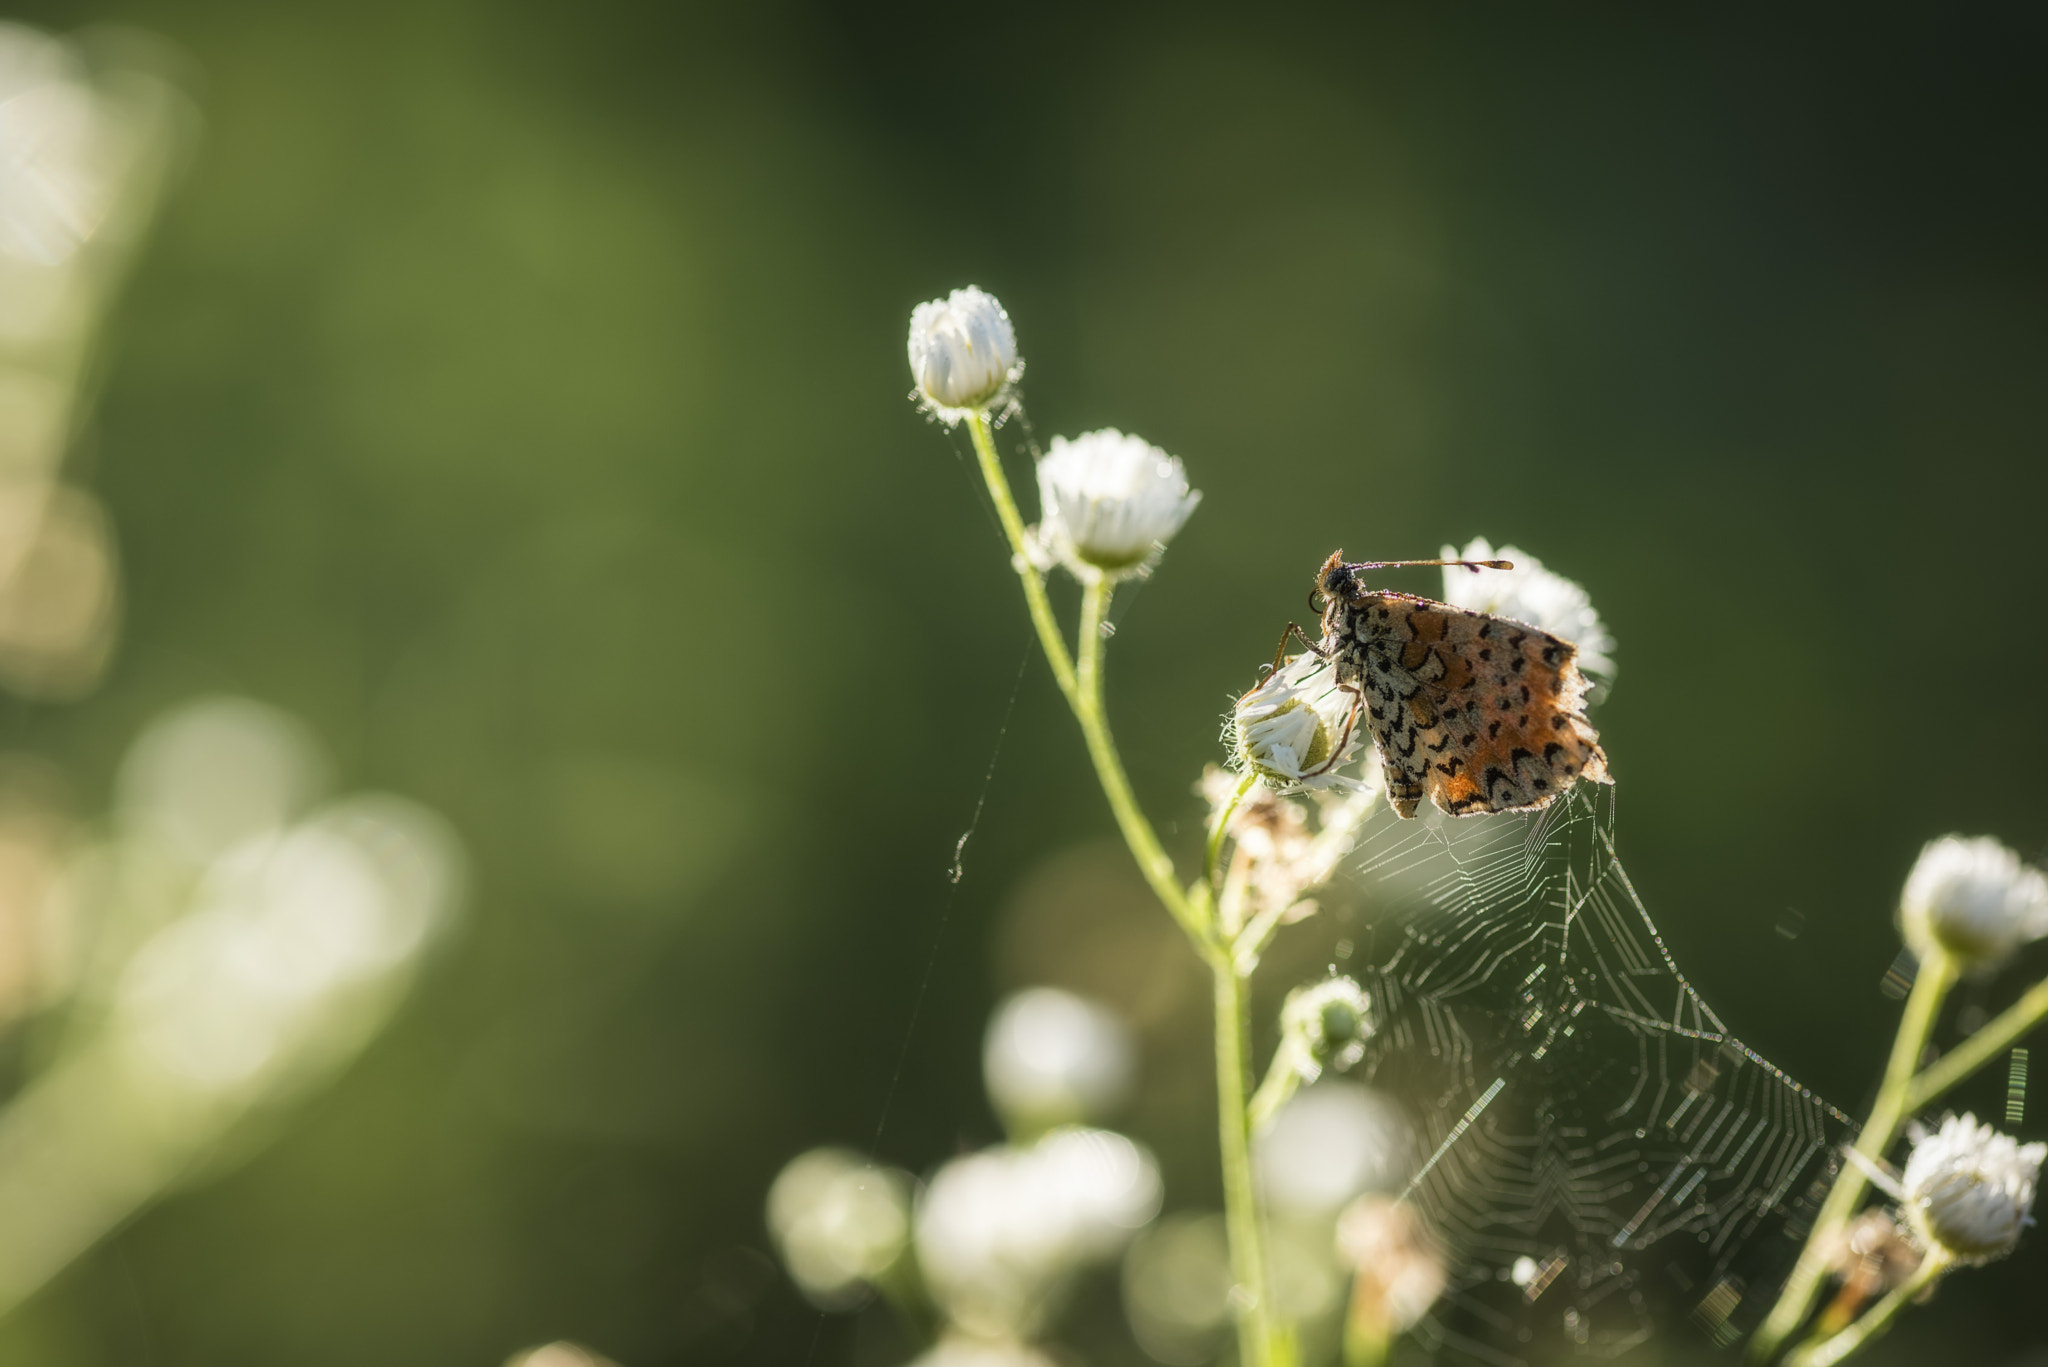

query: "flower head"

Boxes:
[1279, 976, 1374, 1083]
[1899, 1113, 2045, 1264]
[916, 1127, 1161, 1338]
[1440, 537, 1615, 693]
[1898, 835, 2048, 968]
[982, 987, 1135, 1136]
[1229, 654, 1363, 792]
[907, 286, 1020, 421]
[1033, 429, 1200, 576]
[766, 1148, 913, 1308]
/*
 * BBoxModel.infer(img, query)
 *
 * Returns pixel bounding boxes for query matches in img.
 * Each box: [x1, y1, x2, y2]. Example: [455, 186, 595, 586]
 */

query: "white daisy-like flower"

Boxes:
[916, 1126, 1161, 1338]
[765, 1148, 914, 1309]
[982, 987, 1135, 1134]
[1230, 654, 1363, 792]
[1440, 537, 1616, 692]
[902, 1337, 1059, 1367]
[1899, 1113, 2045, 1264]
[1898, 835, 2048, 968]
[907, 286, 1020, 421]
[1278, 976, 1374, 1084]
[1034, 429, 1201, 577]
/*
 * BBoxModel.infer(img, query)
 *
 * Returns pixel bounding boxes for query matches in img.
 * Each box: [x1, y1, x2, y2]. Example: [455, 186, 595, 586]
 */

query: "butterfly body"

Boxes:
[1315, 552, 1611, 819]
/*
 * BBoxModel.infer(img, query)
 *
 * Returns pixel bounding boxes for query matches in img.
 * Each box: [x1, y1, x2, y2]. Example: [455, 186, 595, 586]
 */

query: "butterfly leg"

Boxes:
[1268, 621, 1327, 675]
[1299, 683, 1365, 779]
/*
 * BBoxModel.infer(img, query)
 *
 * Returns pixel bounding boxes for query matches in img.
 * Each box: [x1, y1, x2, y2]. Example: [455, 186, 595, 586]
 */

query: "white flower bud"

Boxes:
[765, 1148, 912, 1308]
[983, 987, 1134, 1134]
[1230, 654, 1363, 792]
[1254, 1082, 1410, 1215]
[1898, 835, 2048, 968]
[1899, 1113, 2045, 1264]
[916, 1127, 1160, 1338]
[1279, 976, 1374, 1083]
[907, 286, 1019, 421]
[1034, 429, 1200, 576]
[1440, 537, 1615, 693]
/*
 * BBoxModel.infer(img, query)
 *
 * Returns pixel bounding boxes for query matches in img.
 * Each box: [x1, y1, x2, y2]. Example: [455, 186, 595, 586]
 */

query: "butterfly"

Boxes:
[1280, 550, 1612, 819]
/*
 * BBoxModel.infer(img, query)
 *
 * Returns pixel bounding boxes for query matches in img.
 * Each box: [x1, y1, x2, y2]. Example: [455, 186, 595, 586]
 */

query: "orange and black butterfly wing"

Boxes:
[1354, 593, 1610, 818]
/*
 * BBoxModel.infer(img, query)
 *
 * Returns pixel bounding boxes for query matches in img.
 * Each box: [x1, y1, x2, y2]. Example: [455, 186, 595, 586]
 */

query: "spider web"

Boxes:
[1341, 787, 1853, 1363]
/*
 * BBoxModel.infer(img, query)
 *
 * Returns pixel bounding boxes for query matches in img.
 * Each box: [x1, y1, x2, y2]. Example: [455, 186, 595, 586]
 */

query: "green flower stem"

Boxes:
[1783, 1250, 1948, 1367]
[1247, 1047, 1304, 1131]
[1075, 577, 1214, 948]
[1214, 959, 1278, 1367]
[965, 411, 1079, 706]
[1206, 771, 1259, 892]
[1750, 951, 1958, 1362]
[1904, 972, 2048, 1114]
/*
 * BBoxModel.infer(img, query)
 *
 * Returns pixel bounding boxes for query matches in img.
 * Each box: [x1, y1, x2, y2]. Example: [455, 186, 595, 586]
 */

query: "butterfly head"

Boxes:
[1316, 550, 1366, 608]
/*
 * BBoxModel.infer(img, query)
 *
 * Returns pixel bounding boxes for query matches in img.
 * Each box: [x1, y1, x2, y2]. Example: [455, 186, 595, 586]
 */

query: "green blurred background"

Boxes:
[0, 1, 2044, 1362]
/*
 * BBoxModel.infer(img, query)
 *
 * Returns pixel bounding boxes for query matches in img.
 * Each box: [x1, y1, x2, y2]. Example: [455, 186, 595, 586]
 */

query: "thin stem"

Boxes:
[1075, 574, 1214, 949]
[1750, 952, 1958, 1362]
[1206, 771, 1259, 892]
[1247, 1047, 1304, 1131]
[1784, 1251, 1948, 1367]
[1214, 961, 1276, 1367]
[1904, 972, 2048, 1114]
[965, 411, 1079, 705]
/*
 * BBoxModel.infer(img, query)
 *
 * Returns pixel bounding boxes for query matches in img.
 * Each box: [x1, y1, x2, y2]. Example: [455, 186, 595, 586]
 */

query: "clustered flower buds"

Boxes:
[907, 286, 1021, 421]
[1898, 834, 2048, 969]
[1230, 655, 1363, 793]
[1899, 1113, 2045, 1265]
[1439, 536, 1616, 692]
[1033, 429, 1201, 577]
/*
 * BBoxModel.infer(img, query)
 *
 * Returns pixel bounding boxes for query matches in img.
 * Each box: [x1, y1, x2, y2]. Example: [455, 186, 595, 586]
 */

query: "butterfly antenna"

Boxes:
[1344, 557, 1513, 575]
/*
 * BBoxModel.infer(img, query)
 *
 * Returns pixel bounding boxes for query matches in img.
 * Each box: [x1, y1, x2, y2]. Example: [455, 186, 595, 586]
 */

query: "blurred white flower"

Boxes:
[1121, 1213, 1235, 1363]
[502, 1344, 620, 1367]
[1440, 537, 1615, 692]
[1900, 1113, 2045, 1264]
[1034, 429, 1200, 576]
[917, 1126, 1161, 1338]
[1277, 976, 1373, 1085]
[907, 286, 1019, 421]
[116, 696, 327, 865]
[1335, 1195, 1446, 1341]
[1898, 835, 2048, 969]
[1253, 1081, 1410, 1216]
[114, 795, 463, 1093]
[901, 1336, 1058, 1367]
[983, 987, 1134, 1134]
[1230, 654, 1363, 793]
[765, 1148, 912, 1309]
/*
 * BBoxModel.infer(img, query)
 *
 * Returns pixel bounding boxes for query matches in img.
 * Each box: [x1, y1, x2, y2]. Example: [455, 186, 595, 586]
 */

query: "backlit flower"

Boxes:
[766, 1148, 913, 1308]
[1034, 429, 1200, 576]
[916, 1126, 1161, 1338]
[1229, 654, 1363, 793]
[1440, 537, 1615, 693]
[983, 987, 1135, 1135]
[907, 286, 1020, 421]
[1899, 835, 2048, 968]
[1899, 1113, 2044, 1264]
[1278, 976, 1374, 1083]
